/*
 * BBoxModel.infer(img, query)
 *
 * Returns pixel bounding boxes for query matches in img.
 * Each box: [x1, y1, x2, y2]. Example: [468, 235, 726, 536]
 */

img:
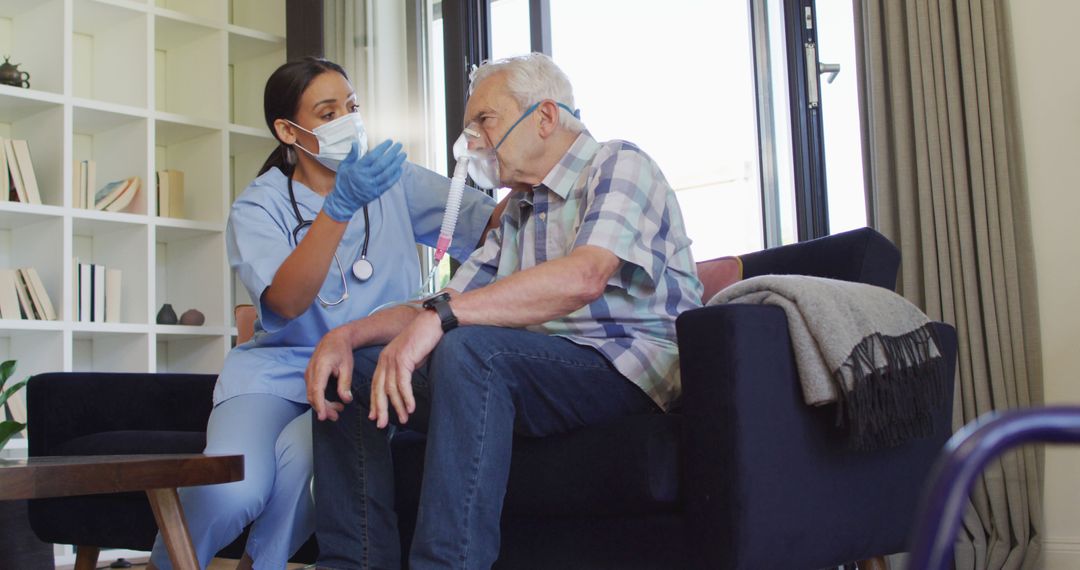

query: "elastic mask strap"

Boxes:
[493, 101, 582, 151]
[493, 102, 539, 151]
[286, 119, 316, 137]
[556, 102, 581, 119]
[285, 120, 320, 158]
[293, 140, 318, 160]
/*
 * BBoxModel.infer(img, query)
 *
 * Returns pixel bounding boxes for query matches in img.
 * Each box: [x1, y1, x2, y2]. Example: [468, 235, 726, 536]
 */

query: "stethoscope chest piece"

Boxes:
[352, 257, 374, 282]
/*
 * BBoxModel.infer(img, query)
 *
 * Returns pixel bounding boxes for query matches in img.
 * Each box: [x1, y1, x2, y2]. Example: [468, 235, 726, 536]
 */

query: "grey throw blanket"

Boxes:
[708, 275, 948, 451]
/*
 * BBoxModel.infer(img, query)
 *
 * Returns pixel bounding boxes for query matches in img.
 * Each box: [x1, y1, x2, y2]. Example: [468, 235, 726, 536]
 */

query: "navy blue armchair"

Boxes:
[27, 227, 956, 569]
[390, 227, 959, 569]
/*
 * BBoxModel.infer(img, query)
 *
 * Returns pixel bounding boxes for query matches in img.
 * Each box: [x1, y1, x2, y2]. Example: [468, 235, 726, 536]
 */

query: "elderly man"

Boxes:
[306, 53, 702, 569]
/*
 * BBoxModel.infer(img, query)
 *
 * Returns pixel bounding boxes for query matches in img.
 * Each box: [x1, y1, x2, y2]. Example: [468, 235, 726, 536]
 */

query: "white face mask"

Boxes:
[452, 128, 500, 189]
[290, 112, 368, 172]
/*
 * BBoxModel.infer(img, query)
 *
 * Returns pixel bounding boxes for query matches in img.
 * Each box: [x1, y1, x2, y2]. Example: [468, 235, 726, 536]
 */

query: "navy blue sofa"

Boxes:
[26, 227, 957, 569]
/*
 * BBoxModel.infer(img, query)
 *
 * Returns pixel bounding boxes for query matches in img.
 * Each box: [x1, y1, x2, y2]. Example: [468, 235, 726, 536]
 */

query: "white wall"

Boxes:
[1004, 1, 1080, 567]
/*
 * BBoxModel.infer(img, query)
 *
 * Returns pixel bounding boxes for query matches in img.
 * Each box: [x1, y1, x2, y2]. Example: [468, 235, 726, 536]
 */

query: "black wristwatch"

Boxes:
[422, 292, 458, 332]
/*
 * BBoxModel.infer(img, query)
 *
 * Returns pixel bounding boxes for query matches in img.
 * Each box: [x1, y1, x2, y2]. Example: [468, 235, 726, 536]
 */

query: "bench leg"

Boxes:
[146, 488, 199, 570]
[74, 546, 99, 570]
[858, 557, 888, 570]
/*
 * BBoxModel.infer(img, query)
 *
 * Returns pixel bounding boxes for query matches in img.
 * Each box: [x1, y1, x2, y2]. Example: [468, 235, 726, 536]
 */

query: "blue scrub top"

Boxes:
[216, 163, 495, 406]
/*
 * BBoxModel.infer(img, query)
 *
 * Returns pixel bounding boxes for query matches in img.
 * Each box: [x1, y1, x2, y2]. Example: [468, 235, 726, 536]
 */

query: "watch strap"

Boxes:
[424, 293, 458, 332]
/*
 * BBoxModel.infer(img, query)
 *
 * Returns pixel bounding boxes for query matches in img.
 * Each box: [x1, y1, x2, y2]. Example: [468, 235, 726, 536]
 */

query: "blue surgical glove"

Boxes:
[322, 139, 407, 222]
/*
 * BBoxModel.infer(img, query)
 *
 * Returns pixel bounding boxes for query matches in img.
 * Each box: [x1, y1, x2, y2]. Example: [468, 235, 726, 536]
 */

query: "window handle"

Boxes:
[819, 62, 841, 84]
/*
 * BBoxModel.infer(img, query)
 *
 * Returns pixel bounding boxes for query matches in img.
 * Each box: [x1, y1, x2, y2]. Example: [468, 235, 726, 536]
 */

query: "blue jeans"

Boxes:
[312, 326, 659, 570]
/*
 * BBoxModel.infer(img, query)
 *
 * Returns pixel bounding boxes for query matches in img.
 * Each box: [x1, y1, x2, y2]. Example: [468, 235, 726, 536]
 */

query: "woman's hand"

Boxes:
[322, 139, 408, 222]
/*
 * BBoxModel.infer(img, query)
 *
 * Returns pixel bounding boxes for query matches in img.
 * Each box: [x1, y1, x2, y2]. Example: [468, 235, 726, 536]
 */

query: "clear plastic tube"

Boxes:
[369, 152, 470, 316]
[418, 154, 468, 295]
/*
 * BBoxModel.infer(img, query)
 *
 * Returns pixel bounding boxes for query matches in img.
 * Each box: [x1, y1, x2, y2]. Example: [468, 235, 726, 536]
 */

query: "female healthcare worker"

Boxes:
[147, 58, 496, 570]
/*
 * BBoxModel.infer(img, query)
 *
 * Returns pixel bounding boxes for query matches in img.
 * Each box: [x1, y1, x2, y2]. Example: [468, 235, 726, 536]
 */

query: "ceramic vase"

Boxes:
[156, 303, 178, 325]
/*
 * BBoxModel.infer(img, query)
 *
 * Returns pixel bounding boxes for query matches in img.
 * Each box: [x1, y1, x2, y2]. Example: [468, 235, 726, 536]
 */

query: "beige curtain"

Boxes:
[853, 0, 1044, 567]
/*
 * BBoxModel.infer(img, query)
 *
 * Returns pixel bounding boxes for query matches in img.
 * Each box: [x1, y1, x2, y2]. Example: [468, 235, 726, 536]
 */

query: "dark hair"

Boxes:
[258, 57, 350, 177]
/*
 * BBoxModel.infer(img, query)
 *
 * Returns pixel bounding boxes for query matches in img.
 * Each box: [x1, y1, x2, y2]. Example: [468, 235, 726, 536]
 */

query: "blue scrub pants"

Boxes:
[149, 394, 315, 570]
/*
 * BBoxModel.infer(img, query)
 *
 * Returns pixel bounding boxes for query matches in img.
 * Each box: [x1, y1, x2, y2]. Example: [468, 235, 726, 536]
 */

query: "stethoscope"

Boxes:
[287, 174, 374, 307]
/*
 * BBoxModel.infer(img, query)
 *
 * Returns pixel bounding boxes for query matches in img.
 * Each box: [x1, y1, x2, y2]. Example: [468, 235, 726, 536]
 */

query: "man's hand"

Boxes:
[370, 310, 444, 428]
[306, 326, 356, 422]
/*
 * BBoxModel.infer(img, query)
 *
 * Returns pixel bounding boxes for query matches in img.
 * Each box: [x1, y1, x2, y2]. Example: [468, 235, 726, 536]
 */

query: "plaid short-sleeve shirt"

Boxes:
[448, 132, 703, 410]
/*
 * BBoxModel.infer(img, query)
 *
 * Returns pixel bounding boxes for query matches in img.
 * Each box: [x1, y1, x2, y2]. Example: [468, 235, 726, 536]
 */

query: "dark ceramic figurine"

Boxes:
[0, 57, 30, 88]
[156, 303, 178, 325]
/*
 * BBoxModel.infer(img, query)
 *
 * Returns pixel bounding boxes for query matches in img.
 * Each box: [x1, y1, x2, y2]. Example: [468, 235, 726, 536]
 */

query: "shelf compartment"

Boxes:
[0, 97, 64, 207]
[0, 330, 63, 424]
[229, 0, 284, 38]
[228, 29, 284, 129]
[73, 106, 149, 215]
[0, 330, 63, 369]
[0, 0, 65, 95]
[154, 118, 225, 223]
[155, 230, 224, 327]
[73, 218, 149, 324]
[73, 0, 149, 108]
[0, 214, 63, 321]
[0, 202, 65, 221]
[72, 329, 149, 372]
[154, 14, 225, 121]
[229, 129, 275, 201]
[0, 86, 64, 120]
[156, 334, 225, 374]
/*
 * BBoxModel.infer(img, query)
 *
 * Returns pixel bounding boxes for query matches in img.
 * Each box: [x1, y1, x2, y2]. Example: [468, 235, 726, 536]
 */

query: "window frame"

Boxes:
[444, 0, 834, 245]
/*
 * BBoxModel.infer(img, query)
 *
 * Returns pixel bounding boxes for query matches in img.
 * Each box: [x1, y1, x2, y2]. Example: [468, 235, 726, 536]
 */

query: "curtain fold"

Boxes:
[853, 0, 1043, 568]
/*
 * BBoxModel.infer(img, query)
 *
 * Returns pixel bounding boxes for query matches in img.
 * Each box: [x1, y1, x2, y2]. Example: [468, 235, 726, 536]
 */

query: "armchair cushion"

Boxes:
[697, 255, 743, 302]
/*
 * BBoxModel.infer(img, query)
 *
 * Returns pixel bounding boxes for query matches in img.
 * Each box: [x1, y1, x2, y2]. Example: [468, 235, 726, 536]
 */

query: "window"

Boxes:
[546, 0, 765, 259]
[487, 0, 867, 250]
[815, 0, 866, 233]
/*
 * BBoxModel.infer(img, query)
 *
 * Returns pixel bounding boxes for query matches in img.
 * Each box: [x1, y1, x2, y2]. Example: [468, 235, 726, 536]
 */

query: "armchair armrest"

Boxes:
[676, 304, 956, 569]
[26, 372, 217, 456]
[738, 227, 900, 289]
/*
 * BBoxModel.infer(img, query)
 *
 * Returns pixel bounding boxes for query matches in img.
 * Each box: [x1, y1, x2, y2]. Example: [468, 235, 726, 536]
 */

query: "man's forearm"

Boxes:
[342, 303, 424, 348]
[450, 246, 618, 328]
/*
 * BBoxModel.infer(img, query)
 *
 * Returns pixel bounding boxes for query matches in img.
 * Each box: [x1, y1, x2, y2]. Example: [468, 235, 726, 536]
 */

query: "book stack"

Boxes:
[1, 138, 44, 205]
[74, 261, 122, 323]
[156, 169, 185, 217]
[73, 159, 141, 212]
[0, 267, 57, 321]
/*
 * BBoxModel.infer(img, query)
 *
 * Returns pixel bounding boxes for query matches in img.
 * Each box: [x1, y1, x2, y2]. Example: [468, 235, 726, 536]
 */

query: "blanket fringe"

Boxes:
[832, 325, 949, 452]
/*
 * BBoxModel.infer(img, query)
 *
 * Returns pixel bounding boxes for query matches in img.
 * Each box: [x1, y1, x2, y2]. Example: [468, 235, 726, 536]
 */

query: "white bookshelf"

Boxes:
[0, 0, 284, 559]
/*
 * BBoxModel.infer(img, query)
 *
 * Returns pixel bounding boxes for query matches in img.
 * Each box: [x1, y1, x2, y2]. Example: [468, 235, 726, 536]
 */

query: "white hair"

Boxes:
[469, 53, 584, 133]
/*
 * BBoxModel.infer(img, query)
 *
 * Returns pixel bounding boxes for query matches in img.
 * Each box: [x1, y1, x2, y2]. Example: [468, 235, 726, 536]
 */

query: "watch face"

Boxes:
[424, 292, 450, 308]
